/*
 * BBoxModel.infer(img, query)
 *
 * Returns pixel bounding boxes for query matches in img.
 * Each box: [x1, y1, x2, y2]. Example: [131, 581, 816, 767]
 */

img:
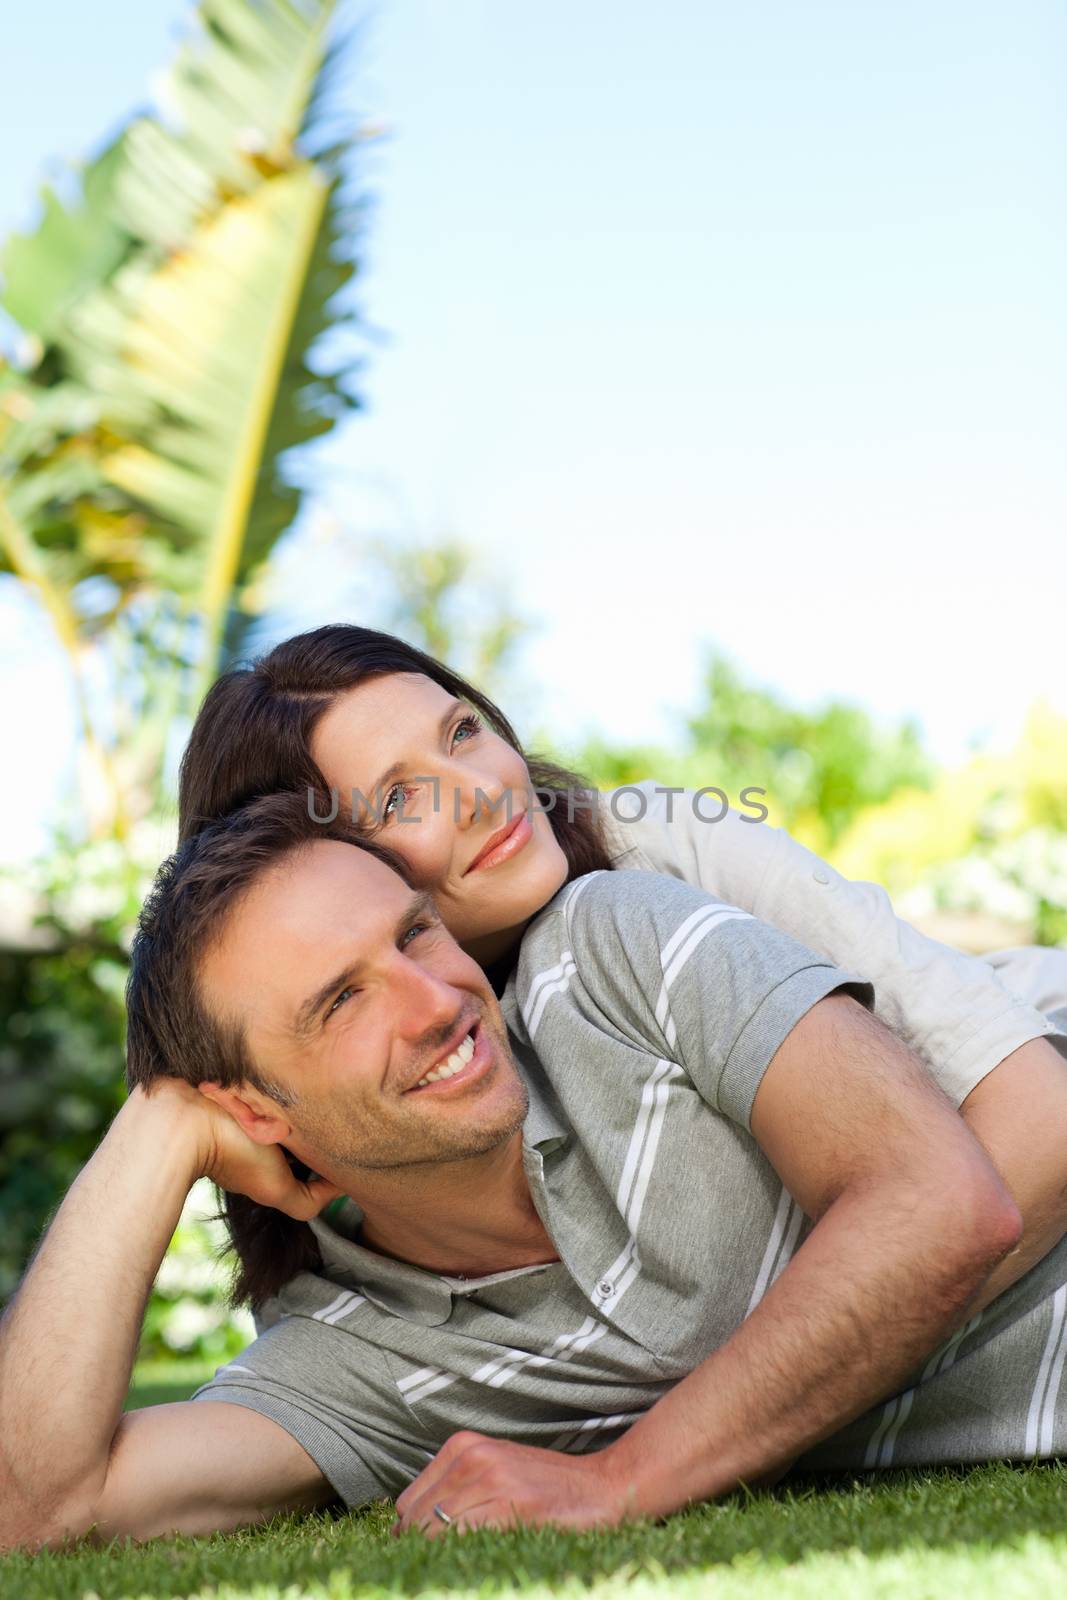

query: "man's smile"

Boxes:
[405, 1023, 493, 1094]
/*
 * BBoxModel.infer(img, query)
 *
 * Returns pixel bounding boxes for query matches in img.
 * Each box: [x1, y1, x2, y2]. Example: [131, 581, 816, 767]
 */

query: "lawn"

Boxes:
[2, 1366, 1065, 1599]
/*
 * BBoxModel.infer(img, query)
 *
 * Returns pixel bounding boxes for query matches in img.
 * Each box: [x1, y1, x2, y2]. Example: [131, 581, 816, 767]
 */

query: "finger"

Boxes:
[304, 1177, 345, 1212]
[394, 1430, 485, 1518]
[396, 1473, 470, 1532]
[421, 1498, 514, 1538]
[394, 1463, 437, 1520]
[280, 1177, 344, 1221]
[398, 1461, 498, 1535]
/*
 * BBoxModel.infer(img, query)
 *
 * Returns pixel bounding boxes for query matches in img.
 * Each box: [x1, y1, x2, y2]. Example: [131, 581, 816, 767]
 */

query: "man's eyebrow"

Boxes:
[291, 890, 441, 1039]
[368, 698, 466, 804]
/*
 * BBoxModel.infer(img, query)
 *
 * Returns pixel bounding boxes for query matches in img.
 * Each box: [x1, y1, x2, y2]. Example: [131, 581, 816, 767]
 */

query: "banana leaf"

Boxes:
[0, 0, 360, 703]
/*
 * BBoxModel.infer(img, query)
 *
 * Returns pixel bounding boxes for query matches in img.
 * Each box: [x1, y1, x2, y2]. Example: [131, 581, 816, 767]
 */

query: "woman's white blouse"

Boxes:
[599, 780, 1067, 1106]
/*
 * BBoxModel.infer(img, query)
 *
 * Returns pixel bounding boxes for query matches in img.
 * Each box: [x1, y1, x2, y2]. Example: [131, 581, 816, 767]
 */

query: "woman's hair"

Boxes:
[126, 789, 405, 1311]
[177, 623, 614, 881]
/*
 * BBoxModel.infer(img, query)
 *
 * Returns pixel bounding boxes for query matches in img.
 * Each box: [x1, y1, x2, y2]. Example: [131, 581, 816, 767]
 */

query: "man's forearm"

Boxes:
[0, 1087, 204, 1541]
[600, 1175, 1018, 1519]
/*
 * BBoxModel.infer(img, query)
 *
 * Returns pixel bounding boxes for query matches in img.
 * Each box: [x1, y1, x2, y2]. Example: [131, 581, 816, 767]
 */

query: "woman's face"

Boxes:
[309, 673, 570, 962]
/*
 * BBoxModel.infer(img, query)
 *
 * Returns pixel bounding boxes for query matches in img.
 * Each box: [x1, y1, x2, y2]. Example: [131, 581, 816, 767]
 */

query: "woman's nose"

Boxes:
[451, 761, 509, 831]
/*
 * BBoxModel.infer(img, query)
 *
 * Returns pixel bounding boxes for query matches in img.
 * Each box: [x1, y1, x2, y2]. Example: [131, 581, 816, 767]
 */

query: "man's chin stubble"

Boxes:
[301, 1079, 530, 1174]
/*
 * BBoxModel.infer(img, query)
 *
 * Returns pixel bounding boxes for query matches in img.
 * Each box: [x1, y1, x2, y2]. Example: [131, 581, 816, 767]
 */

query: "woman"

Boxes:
[177, 623, 1067, 1299]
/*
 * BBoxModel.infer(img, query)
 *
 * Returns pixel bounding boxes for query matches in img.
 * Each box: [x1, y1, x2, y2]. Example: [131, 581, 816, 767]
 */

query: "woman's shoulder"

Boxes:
[597, 778, 781, 891]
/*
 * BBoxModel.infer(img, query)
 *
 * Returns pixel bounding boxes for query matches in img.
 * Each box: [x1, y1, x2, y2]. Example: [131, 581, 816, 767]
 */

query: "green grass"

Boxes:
[3, 1368, 1065, 1599]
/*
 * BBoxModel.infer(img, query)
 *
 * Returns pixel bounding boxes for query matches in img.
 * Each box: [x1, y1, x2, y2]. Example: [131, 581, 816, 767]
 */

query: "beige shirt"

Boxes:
[599, 781, 1067, 1105]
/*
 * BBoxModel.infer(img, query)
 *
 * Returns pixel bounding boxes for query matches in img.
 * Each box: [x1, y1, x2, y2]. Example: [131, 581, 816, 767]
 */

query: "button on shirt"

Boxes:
[191, 868, 1067, 1506]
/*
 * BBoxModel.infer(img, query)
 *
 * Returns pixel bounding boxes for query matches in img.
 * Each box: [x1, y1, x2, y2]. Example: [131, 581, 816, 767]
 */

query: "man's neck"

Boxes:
[339, 1130, 559, 1279]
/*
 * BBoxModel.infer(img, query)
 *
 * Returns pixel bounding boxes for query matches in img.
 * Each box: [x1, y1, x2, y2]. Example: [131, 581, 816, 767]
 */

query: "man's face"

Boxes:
[196, 841, 528, 1176]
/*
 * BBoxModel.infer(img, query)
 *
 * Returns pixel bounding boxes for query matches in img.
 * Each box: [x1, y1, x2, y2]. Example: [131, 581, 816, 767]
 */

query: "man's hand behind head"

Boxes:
[135, 1078, 343, 1222]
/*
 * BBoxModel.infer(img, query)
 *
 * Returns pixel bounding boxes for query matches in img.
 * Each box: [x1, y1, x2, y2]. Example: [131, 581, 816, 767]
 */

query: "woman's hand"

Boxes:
[137, 1077, 343, 1221]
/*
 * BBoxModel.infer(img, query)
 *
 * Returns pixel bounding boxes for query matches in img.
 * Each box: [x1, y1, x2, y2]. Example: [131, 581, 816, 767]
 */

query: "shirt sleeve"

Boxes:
[562, 868, 875, 1131]
[190, 1292, 434, 1509]
[601, 781, 1066, 1105]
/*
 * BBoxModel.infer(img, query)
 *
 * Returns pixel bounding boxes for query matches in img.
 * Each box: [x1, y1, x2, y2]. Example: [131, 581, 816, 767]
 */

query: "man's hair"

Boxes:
[125, 789, 407, 1309]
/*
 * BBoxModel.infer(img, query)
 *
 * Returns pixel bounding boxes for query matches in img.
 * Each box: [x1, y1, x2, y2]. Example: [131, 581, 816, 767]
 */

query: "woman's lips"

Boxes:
[464, 811, 533, 874]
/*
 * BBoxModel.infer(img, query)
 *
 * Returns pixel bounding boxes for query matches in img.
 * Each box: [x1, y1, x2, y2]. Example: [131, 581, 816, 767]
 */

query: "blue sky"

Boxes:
[1, 0, 1065, 862]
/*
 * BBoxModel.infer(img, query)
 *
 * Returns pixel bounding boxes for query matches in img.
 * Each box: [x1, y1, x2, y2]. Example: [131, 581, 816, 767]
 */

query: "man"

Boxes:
[1, 792, 1065, 1551]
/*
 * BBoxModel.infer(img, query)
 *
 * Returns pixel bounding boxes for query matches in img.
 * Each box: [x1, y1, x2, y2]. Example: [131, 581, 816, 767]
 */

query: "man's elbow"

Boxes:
[944, 1159, 1024, 1279]
[0, 1493, 98, 1556]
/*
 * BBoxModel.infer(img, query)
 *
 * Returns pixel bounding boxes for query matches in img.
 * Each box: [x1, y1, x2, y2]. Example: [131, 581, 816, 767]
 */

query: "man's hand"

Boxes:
[180, 1079, 342, 1220]
[391, 1431, 630, 1537]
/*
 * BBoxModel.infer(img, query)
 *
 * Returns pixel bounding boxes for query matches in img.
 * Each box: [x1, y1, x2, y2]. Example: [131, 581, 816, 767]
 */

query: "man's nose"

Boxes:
[392, 954, 466, 1043]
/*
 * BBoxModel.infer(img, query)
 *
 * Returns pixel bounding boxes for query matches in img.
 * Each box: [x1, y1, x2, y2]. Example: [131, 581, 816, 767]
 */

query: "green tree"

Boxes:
[564, 653, 932, 852]
[685, 655, 932, 848]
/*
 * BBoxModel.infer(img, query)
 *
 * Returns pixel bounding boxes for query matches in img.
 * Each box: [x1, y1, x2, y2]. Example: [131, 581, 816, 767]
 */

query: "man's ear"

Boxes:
[198, 1081, 293, 1146]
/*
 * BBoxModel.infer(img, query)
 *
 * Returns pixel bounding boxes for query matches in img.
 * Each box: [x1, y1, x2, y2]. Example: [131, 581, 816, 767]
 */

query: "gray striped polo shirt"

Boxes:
[190, 868, 1067, 1503]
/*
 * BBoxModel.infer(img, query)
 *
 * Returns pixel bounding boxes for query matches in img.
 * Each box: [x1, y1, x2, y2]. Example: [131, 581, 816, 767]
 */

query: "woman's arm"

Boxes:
[959, 1034, 1067, 1308]
[602, 783, 1067, 1297]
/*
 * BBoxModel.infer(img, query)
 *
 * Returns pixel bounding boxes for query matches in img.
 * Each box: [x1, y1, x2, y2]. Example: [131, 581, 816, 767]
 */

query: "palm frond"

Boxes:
[0, 0, 363, 826]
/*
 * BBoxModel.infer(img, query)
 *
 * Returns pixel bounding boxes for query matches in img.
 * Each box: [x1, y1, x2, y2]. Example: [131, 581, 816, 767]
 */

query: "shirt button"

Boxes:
[597, 1279, 613, 1297]
[813, 871, 831, 885]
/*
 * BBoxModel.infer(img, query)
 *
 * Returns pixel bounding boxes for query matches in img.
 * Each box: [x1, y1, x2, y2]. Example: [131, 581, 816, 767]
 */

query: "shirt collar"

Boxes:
[307, 1053, 570, 1325]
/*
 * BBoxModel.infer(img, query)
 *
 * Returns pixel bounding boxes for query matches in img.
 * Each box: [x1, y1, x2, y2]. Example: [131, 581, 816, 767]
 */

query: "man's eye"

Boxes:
[401, 921, 433, 948]
[327, 987, 356, 1019]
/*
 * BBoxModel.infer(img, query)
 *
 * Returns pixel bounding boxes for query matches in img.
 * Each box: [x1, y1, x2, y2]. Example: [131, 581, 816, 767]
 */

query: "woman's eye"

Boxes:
[382, 782, 412, 822]
[452, 712, 482, 746]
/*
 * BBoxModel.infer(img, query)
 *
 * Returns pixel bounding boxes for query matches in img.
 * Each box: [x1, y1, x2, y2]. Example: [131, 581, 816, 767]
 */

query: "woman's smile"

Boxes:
[464, 811, 532, 875]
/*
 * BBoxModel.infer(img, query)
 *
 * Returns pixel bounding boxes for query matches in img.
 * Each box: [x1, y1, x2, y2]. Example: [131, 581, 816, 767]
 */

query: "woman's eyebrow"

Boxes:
[368, 699, 466, 801]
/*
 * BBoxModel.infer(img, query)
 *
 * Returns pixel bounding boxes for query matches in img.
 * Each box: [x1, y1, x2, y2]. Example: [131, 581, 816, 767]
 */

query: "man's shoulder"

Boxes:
[535, 866, 745, 938]
[515, 868, 752, 1003]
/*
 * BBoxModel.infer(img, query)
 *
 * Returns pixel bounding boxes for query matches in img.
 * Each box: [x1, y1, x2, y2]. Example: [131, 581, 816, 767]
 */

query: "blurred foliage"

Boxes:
[685, 657, 933, 850]
[139, 1180, 255, 1363]
[832, 702, 1067, 947]
[566, 663, 1067, 959]
[0, 821, 165, 1304]
[569, 651, 934, 854]
[0, 939, 127, 1303]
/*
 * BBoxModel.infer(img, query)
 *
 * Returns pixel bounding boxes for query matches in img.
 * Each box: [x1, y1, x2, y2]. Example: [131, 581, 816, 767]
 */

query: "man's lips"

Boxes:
[464, 811, 532, 874]
[403, 1022, 493, 1095]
